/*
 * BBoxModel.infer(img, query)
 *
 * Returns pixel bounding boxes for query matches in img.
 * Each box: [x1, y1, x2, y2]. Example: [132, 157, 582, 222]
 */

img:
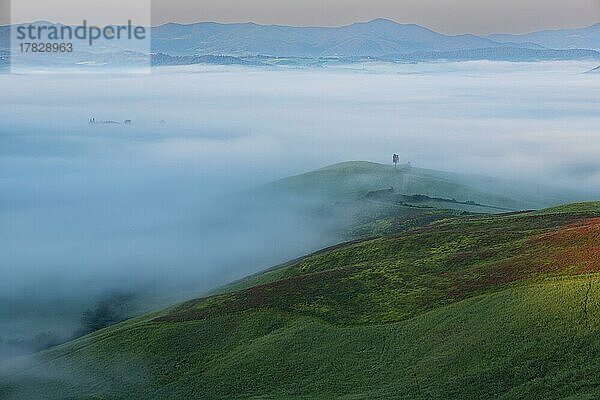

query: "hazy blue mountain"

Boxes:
[488, 23, 600, 50]
[151, 18, 520, 57]
[3, 19, 600, 67]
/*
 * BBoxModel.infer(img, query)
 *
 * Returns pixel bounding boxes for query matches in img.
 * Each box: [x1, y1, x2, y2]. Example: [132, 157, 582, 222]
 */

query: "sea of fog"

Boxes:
[1, 61, 599, 351]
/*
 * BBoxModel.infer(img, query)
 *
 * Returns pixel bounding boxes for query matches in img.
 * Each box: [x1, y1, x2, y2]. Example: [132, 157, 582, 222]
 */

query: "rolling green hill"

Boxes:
[257, 160, 581, 243]
[0, 160, 559, 366]
[256, 160, 578, 243]
[2, 202, 599, 399]
[266, 161, 572, 211]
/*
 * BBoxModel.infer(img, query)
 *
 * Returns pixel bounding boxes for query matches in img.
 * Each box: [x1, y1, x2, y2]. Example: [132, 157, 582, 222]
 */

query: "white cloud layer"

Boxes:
[0, 61, 599, 343]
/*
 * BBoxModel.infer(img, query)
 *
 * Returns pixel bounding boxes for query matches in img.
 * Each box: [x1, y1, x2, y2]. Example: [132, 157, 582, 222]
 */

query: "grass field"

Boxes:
[2, 202, 599, 399]
[267, 161, 570, 210]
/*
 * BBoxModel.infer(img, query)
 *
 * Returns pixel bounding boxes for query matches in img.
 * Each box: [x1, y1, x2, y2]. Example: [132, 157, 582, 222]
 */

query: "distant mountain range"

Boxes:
[487, 23, 600, 50]
[152, 18, 530, 57]
[151, 19, 600, 57]
[1, 19, 600, 68]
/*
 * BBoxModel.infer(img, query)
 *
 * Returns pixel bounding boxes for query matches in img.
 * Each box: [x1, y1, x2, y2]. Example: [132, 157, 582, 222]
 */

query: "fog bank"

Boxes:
[1, 60, 599, 354]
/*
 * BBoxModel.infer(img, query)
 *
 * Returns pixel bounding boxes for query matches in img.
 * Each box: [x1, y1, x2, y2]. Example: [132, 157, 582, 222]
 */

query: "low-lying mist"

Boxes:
[1, 61, 599, 358]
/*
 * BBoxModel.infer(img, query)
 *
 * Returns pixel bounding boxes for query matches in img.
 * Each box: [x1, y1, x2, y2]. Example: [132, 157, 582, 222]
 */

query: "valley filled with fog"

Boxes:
[1, 61, 599, 357]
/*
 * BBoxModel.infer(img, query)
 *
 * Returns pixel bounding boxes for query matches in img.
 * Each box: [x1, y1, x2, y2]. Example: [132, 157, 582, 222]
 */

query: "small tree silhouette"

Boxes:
[393, 154, 400, 169]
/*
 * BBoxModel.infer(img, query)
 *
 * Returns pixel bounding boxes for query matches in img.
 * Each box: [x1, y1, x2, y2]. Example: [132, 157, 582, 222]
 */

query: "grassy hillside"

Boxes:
[255, 160, 576, 243]
[0, 161, 532, 364]
[2, 202, 600, 399]
[267, 161, 570, 211]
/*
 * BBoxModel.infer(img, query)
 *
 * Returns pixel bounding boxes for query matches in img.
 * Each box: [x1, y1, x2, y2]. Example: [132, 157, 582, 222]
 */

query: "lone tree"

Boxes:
[393, 154, 400, 168]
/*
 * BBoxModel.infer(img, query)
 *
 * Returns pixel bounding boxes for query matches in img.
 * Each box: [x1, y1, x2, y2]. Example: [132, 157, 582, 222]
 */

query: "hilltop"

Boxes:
[252, 161, 574, 241]
[2, 201, 600, 399]
[266, 161, 572, 210]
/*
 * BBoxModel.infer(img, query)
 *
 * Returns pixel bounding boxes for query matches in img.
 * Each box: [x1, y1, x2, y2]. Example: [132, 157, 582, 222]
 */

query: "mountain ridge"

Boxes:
[149, 18, 600, 56]
[150, 19, 541, 57]
[2, 20, 599, 65]
[487, 22, 600, 50]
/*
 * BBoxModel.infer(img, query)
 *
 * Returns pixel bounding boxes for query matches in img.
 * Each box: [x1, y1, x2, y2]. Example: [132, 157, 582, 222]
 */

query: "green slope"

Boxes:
[255, 160, 573, 244]
[246, 160, 589, 245]
[267, 161, 568, 210]
[2, 203, 600, 399]
[3, 277, 600, 400]
[0, 161, 527, 365]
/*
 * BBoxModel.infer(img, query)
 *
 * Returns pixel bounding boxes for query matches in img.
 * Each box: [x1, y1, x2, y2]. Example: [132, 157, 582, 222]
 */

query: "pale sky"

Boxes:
[2, 0, 600, 34]
[152, 0, 600, 34]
